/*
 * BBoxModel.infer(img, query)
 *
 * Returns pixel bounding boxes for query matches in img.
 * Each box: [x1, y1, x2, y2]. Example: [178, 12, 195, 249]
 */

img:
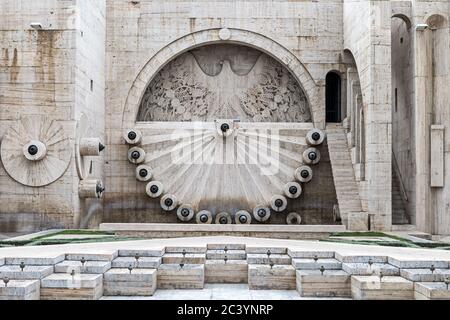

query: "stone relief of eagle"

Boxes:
[136, 45, 312, 123]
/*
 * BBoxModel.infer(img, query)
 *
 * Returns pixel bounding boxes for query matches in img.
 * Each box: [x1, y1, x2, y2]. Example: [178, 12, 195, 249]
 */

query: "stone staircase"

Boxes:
[392, 164, 410, 225]
[2, 245, 450, 300]
[326, 125, 365, 228]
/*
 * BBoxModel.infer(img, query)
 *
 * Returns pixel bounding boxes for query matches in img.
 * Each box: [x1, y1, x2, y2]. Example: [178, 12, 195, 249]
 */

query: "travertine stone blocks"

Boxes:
[40, 273, 103, 300]
[351, 276, 414, 300]
[103, 268, 157, 296]
[165, 246, 206, 254]
[162, 253, 206, 264]
[414, 282, 450, 300]
[342, 263, 399, 276]
[118, 248, 165, 257]
[0, 280, 40, 300]
[206, 250, 246, 260]
[111, 257, 161, 269]
[296, 270, 351, 297]
[205, 260, 248, 284]
[157, 264, 204, 289]
[207, 244, 246, 250]
[400, 268, 450, 282]
[0, 265, 53, 280]
[247, 254, 291, 265]
[246, 247, 287, 254]
[287, 250, 335, 259]
[292, 258, 342, 270]
[55, 260, 111, 274]
[335, 254, 387, 264]
[387, 257, 449, 269]
[5, 255, 65, 266]
[65, 252, 117, 262]
[248, 265, 296, 290]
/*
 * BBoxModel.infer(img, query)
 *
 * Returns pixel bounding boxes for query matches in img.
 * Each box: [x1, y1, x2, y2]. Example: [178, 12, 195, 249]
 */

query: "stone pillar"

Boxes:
[413, 25, 433, 233]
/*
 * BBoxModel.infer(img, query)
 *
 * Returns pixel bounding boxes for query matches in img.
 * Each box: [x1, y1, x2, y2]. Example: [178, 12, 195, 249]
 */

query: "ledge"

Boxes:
[99, 223, 346, 240]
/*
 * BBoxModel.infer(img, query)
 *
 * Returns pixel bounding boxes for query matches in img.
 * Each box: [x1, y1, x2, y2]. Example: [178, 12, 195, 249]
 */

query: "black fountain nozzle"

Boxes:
[99, 142, 105, 152]
[289, 186, 298, 195]
[182, 249, 186, 257]
[430, 264, 435, 273]
[200, 214, 208, 223]
[139, 168, 148, 177]
[150, 185, 159, 194]
[313, 255, 318, 263]
[267, 250, 271, 257]
[70, 269, 76, 279]
[224, 246, 228, 253]
[224, 256, 228, 264]
[379, 271, 384, 281]
[269, 261, 274, 269]
[220, 123, 230, 133]
[164, 198, 174, 207]
[311, 132, 321, 141]
[368, 258, 373, 267]
[128, 131, 137, 140]
[28, 145, 38, 156]
[181, 208, 190, 217]
[274, 199, 283, 208]
[301, 170, 309, 178]
[3, 277, 10, 287]
[219, 217, 227, 224]
[128, 265, 133, 274]
[257, 209, 266, 218]
[19, 261, 25, 272]
[239, 215, 247, 223]
[308, 151, 317, 161]
[444, 277, 450, 290]
[135, 253, 140, 261]
[80, 257, 86, 266]
[131, 150, 141, 160]
[320, 265, 325, 275]
[179, 263, 184, 269]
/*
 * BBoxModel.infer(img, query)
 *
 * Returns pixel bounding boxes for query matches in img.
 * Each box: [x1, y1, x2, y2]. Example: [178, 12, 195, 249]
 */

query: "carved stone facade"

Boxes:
[137, 45, 311, 123]
[0, 0, 448, 235]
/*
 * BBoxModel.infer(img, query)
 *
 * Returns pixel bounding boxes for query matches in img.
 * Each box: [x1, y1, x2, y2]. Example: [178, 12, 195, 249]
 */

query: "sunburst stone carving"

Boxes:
[1, 115, 71, 187]
[128, 123, 325, 223]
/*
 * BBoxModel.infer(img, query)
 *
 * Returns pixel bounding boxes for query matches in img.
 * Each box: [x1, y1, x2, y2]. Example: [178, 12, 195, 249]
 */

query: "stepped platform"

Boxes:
[351, 276, 414, 300]
[296, 270, 351, 298]
[40, 273, 103, 300]
[1, 236, 450, 300]
[0, 280, 40, 300]
[103, 268, 157, 296]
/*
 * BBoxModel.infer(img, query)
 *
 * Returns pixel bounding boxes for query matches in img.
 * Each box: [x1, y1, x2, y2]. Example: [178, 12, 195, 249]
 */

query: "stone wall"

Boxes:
[0, 0, 106, 232]
[104, 0, 344, 225]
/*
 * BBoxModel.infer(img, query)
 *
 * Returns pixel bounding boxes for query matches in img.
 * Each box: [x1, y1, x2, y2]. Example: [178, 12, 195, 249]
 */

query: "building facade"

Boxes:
[0, 0, 448, 235]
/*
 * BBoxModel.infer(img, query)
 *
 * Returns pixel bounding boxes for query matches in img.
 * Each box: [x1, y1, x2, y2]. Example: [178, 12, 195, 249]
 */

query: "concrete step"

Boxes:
[111, 257, 161, 269]
[206, 250, 246, 260]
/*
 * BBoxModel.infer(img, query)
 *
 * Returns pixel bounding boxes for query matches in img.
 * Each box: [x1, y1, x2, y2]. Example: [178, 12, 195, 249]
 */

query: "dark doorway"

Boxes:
[326, 72, 341, 122]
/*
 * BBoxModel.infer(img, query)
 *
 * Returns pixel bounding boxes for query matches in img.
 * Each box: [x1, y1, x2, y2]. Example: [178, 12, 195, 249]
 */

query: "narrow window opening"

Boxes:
[395, 88, 398, 112]
[325, 72, 341, 123]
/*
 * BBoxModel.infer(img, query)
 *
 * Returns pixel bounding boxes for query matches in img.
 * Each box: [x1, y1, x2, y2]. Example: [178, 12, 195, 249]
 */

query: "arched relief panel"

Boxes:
[136, 44, 312, 123]
[122, 28, 321, 128]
